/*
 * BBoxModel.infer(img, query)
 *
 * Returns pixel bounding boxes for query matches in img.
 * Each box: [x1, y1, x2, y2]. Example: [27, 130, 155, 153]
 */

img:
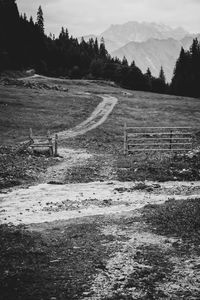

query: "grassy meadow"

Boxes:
[0, 80, 100, 145]
[1, 76, 200, 147]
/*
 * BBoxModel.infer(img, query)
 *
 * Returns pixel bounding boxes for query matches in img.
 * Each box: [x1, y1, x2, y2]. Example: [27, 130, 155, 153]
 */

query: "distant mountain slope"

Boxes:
[112, 34, 200, 82]
[80, 21, 189, 53]
[101, 21, 188, 45]
[112, 38, 181, 81]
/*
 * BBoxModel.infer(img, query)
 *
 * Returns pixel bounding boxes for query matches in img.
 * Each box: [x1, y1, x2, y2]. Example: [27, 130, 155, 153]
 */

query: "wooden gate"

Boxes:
[29, 128, 58, 156]
[124, 123, 194, 155]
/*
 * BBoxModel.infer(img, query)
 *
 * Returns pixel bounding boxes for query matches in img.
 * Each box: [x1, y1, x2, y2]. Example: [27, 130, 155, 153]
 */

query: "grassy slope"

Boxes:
[67, 88, 200, 152]
[0, 81, 100, 145]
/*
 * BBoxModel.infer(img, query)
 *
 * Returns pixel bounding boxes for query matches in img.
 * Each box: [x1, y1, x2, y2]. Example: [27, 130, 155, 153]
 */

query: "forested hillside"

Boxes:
[0, 0, 199, 98]
[0, 0, 168, 93]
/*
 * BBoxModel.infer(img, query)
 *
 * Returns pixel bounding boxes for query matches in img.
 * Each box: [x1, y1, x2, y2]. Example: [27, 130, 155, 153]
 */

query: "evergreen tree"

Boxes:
[171, 45, 197, 97]
[122, 56, 128, 66]
[130, 60, 136, 68]
[159, 66, 166, 84]
[144, 68, 152, 91]
[99, 37, 107, 58]
[190, 38, 199, 58]
[190, 38, 200, 97]
[146, 68, 152, 78]
[29, 16, 34, 24]
[94, 38, 99, 56]
[36, 6, 44, 34]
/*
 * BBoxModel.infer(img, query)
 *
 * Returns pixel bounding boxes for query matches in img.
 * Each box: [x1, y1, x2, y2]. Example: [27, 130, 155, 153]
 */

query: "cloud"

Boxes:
[17, 0, 200, 36]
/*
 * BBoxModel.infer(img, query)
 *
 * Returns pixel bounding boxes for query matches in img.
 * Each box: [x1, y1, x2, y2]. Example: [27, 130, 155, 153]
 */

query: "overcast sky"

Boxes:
[17, 0, 200, 37]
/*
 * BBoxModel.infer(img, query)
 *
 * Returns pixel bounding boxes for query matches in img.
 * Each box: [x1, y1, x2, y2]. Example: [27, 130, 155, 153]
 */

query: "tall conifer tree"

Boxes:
[159, 66, 166, 83]
[36, 6, 44, 34]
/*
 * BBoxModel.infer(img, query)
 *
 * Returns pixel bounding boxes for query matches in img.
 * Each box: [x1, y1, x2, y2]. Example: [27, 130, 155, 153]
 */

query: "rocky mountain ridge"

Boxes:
[80, 21, 199, 82]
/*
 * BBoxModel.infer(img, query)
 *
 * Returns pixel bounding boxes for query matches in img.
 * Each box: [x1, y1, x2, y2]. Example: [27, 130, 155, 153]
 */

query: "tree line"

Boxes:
[0, 0, 199, 98]
[171, 39, 200, 98]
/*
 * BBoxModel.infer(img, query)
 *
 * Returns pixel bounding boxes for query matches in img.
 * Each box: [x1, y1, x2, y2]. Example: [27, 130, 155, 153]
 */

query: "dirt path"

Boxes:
[57, 94, 118, 139]
[38, 92, 118, 184]
[19, 74, 118, 138]
[0, 85, 119, 224]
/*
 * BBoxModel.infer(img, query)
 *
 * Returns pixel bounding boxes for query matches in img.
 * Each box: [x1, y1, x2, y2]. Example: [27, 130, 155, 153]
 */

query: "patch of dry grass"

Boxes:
[143, 198, 200, 240]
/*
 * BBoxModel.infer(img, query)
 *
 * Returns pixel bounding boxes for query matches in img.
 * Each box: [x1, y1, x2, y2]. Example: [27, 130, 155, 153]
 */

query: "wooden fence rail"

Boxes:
[124, 123, 194, 155]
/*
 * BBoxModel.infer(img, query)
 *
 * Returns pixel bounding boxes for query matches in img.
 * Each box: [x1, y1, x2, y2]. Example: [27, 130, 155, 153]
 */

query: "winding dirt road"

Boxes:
[19, 75, 118, 139]
[57, 94, 118, 139]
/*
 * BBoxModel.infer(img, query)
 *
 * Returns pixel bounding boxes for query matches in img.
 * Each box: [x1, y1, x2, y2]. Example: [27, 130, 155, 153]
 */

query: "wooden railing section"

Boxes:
[29, 128, 58, 156]
[124, 124, 194, 155]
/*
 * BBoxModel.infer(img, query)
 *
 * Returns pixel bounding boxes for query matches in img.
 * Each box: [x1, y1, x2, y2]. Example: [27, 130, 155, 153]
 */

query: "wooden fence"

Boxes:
[29, 128, 58, 156]
[124, 124, 194, 155]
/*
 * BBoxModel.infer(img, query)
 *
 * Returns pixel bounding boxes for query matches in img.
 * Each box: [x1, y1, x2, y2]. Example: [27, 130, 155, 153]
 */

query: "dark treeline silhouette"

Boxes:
[171, 38, 200, 98]
[0, 0, 169, 94]
[1, 1, 199, 98]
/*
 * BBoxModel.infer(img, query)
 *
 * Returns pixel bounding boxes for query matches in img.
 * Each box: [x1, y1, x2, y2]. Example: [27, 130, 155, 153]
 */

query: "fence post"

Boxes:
[29, 128, 34, 144]
[47, 130, 53, 156]
[124, 123, 128, 155]
[29, 128, 33, 139]
[55, 134, 58, 156]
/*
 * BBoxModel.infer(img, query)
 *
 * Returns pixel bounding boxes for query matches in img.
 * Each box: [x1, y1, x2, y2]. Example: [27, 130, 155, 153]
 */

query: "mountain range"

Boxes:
[80, 21, 200, 82]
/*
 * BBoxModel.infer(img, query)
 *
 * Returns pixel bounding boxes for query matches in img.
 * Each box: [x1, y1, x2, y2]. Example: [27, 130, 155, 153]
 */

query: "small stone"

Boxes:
[82, 291, 91, 296]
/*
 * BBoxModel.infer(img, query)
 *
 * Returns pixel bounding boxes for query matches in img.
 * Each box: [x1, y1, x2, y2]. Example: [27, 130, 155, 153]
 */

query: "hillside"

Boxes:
[112, 34, 200, 81]
[112, 38, 181, 81]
